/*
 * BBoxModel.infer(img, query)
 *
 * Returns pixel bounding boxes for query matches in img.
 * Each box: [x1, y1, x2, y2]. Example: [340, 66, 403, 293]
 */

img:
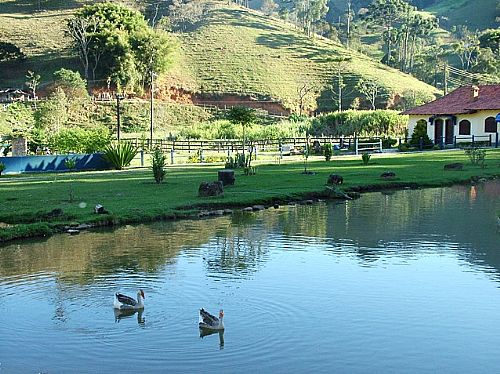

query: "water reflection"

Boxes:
[199, 329, 225, 350]
[0, 182, 499, 373]
[114, 308, 145, 326]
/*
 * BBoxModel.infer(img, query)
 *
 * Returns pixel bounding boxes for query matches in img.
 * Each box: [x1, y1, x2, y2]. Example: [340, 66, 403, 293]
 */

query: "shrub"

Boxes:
[0, 162, 5, 175]
[361, 152, 371, 165]
[382, 137, 397, 149]
[151, 147, 166, 184]
[324, 143, 333, 161]
[49, 127, 111, 154]
[103, 142, 138, 170]
[311, 110, 408, 137]
[409, 121, 433, 148]
[464, 146, 486, 168]
[64, 158, 77, 170]
[225, 153, 246, 169]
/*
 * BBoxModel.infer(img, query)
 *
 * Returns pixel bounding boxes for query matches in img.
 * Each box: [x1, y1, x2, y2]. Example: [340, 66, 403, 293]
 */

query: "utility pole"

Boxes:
[338, 73, 345, 112]
[116, 94, 124, 141]
[150, 69, 155, 146]
[443, 63, 448, 95]
[346, 0, 352, 49]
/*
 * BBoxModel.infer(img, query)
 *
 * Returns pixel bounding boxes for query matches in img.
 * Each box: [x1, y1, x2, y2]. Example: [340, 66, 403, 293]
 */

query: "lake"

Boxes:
[0, 181, 499, 373]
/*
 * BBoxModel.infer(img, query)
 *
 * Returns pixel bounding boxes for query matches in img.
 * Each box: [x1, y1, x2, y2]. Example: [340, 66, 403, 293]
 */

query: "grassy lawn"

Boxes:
[0, 149, 498, 242]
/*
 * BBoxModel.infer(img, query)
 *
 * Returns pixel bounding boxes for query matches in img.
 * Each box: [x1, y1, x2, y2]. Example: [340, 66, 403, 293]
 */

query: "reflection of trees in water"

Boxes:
[0, 218, 234, 284]
[0, 182, 498, 285]
[204, 214, 269, 277]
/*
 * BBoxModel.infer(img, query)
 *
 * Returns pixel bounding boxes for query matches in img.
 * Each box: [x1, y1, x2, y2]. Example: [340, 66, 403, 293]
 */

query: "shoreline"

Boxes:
[1, 174, 497, 245]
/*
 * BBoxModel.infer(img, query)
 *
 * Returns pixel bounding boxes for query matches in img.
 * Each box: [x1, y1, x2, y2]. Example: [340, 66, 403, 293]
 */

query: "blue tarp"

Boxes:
[0, 153, 111, 174]
[495, 113, 500, 123]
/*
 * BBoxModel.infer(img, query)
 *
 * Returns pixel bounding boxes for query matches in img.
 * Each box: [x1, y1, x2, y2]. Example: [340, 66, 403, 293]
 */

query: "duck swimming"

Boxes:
[114, 290, 145, 310]
[199, 308, 224, 331]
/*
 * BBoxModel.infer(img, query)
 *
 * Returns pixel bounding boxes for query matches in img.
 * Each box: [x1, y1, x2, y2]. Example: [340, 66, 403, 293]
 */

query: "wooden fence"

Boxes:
[120, 136, 378, 154]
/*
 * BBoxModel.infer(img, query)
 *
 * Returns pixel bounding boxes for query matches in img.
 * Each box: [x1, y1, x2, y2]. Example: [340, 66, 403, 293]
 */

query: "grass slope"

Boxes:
[1, 0, 438, 111]
[0, 149, 498, 242]
[176, 4, 439, 110]
[426, 0, 499, 30]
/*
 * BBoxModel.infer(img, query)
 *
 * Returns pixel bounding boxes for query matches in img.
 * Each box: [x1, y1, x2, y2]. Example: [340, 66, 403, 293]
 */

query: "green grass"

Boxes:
[0, 149, 498, 242]
[425, 0, 498, 30]
[177, 4, 439, 110]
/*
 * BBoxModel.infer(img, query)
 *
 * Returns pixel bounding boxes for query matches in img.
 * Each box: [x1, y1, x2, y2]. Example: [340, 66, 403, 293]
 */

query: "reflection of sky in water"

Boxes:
[0, 182, 499, 373]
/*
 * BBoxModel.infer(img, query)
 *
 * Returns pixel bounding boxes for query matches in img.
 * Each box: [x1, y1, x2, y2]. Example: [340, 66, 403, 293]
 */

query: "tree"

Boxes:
[356, 79, 380, 110]
[167, 0, 207, 31]
[296, 82, 318, 115]
[452, 27, 480, 71]
[227, 106, 257, 157]
[0, 41, 26, 62]
[25, 70, 40, 106]
[34, 88, 69, 134]
[0, 102, 35, 137]
[130, 29, 174, 89]
[67, 16, 99, 81]
[261, 0, 279, 16]
[52, 68, 88, 98]
[365, 0, 414, 66]
[479, 29, 500, 55]
[67, 3, 172, 91]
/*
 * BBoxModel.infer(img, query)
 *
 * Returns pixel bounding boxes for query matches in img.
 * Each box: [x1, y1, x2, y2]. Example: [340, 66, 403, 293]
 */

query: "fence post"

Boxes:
[355, 137, 358, 156]
[188, 138, 191, 153]
[453, 136, 457, 148]
[140, 149, 144, 167]
[170, 148, 174, 165]
[496, 132, 499, 148]
[489, 134, 492, 147]
[379, 138, 382, 152]
[472, 135, 475, 147]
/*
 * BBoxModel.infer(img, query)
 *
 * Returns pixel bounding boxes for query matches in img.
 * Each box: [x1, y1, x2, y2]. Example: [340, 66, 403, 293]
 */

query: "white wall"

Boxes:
[408, 110, 499, 143]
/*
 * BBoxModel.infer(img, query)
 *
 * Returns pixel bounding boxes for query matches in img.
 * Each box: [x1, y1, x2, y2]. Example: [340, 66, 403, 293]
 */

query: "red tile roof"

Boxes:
[402, 85, 500, 115]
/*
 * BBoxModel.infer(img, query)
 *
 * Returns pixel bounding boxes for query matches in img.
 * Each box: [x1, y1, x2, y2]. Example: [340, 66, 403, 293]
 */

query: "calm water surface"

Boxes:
[0, 182, 499, 373]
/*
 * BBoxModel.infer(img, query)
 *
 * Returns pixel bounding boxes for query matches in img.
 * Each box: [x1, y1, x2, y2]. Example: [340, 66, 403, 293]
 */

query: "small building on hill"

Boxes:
[402, 85, 500, 145]
[0, 88, 30, 103]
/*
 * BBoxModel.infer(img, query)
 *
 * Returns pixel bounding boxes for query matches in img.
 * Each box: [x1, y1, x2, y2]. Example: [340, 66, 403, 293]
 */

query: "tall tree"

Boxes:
[365, 0, 414, 66]
[68, 3, 173, 91]
[356, 78, 380, 110]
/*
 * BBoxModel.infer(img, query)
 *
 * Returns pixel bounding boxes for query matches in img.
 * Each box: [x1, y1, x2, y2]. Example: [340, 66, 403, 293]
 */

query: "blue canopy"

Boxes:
[496, 113, 500, 123]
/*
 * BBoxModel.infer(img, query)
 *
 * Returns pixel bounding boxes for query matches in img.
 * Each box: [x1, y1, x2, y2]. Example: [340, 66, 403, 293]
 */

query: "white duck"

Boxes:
[114, 290, 145, 310]
[199, 308, 224, 331]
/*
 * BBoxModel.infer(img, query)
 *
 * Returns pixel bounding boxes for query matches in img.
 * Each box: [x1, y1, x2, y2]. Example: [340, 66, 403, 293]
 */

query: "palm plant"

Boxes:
[103, 142, 138, 170]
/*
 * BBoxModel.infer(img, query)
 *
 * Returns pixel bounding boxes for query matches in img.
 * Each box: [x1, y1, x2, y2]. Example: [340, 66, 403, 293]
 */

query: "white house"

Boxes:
[402, 85, 500, 145]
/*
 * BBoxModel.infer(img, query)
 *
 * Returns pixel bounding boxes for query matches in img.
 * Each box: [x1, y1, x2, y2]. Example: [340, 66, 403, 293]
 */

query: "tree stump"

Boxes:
[218, 169, 235, 186]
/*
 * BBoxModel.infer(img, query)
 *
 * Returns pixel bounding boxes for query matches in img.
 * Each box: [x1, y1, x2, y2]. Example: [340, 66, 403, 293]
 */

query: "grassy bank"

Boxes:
[0, 149, 499, 243]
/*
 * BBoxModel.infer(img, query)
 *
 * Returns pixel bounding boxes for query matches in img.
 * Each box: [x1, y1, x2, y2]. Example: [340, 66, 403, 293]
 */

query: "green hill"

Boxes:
[425, 0, 498, 30]
[0, 0, 439, 112]
[172, 4, 438, 111]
